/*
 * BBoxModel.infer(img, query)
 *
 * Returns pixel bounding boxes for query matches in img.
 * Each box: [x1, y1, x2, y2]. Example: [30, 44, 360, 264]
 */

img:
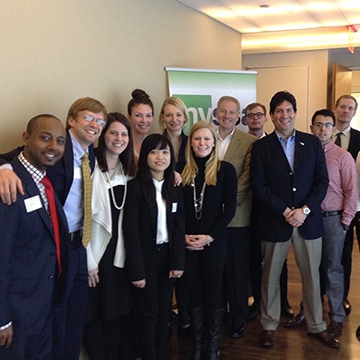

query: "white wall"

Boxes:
[0, 0, 242, 152]
[242, 50, 328, 134]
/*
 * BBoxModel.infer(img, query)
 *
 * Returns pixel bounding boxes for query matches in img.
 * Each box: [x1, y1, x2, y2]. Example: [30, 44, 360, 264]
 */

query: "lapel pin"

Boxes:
[300, 142, 305, 146]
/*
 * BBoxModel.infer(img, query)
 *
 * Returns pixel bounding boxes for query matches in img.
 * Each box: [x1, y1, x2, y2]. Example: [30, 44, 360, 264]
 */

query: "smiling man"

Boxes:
[332, 95, 360, 316]
[310, 109, 357, 338]
[215, 96, 257, 339]
[0, 97, 107, 359]
[0, 115, 68, 359]
[250, 91, 339, 349]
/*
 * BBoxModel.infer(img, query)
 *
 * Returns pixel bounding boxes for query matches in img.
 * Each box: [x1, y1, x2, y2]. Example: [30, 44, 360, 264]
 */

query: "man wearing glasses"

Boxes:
[0, 98, 107, 359]
[310, 109, 357, 338]
[244, 102, 268, 139]
[332, 95, 359, 316]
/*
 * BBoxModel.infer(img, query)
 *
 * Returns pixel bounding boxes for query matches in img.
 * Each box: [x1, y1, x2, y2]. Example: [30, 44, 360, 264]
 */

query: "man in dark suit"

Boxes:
[332, 95, 359, 315]
[250, 91, 339, 349]
[0, 115, 68, 359]
[245, 102, 293, 321]
[0, 98, 107, 359]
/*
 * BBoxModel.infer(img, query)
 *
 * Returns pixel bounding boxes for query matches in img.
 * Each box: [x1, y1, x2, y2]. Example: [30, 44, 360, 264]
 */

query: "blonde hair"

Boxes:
[159, 96, 189, 130]
[182, 120, 221, 186]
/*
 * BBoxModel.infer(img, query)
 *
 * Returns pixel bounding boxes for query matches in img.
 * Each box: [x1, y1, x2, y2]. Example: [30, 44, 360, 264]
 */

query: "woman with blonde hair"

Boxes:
[182, 120, 237, 360]
[159, 96, 189, 171]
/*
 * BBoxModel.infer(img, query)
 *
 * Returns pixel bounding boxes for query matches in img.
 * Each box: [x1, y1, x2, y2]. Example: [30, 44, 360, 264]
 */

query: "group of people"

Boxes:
[0, 89, 359, 360]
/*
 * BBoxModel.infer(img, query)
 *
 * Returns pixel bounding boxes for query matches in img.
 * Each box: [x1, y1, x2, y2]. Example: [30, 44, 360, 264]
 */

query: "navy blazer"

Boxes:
[0, 130, 95, 205]
[347, 127, 360, 160]
[123, 177, 185, 282]
[250, 130, 329, 242]
[0, 158, 69, 335]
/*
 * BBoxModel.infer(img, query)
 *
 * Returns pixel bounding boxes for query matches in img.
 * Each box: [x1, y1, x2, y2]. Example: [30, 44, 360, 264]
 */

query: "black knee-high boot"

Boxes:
[206, 308, 224, 360]
[190, 307, 204, 360]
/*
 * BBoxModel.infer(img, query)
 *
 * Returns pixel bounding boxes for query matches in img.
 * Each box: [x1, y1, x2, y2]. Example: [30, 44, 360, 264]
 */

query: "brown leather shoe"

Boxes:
[308, 330, 341, 349]
[260, 330, 275, 347]
[327, 321, 343, 338]
[285, 310, 305, 329]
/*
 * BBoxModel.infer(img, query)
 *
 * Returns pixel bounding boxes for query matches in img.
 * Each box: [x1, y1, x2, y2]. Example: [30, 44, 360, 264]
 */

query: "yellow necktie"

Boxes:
[81, 152, 92, 248]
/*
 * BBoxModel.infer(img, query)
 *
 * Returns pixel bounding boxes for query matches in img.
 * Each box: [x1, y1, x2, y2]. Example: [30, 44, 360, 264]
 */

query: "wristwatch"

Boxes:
[302, 206, 311, 215]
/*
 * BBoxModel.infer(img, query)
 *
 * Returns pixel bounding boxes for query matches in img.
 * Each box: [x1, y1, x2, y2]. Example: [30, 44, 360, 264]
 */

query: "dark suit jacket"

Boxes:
[0, 158, 69, 336]
[347, 128, 360, 160]
[123, 177, 185, 282]
[250, 130, 329, 242]
[0, 130, 95, 205]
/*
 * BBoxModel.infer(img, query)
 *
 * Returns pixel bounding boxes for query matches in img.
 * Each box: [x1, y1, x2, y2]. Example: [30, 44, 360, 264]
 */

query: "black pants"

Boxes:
[224, 227, 250, 325]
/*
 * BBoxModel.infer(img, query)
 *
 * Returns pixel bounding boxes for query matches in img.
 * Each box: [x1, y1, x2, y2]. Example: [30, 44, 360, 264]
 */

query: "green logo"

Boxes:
[173, 94, 213, 135]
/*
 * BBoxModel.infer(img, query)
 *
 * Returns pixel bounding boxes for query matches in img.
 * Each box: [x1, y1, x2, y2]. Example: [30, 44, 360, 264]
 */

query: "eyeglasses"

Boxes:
[246, 112, 264, 119]
[313, 122, 334, 129]
[83, 114, 106, 127]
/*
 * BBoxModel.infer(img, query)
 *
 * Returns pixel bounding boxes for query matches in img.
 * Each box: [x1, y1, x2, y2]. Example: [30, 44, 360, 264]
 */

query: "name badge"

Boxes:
[172, 202, 178, 213]
[74, 167, 82, 179]
[24, 195, 43, 213]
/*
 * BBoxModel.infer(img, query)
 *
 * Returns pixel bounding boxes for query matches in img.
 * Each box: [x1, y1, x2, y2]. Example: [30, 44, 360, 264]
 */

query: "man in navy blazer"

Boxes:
[251, 91, 339, 349]
[332, 95, 359, 316]
[0, 115, 68, 359]
[0, 98, 106, 360]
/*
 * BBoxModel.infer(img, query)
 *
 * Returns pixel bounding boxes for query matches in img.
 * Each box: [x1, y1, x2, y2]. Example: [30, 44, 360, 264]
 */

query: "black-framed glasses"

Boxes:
[83, 114, 106, 127]
[313, 122, 334, 129]
[246, 112, 264, 119]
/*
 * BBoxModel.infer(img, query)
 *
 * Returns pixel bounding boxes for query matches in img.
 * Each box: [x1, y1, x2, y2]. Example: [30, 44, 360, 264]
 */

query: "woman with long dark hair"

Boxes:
[83, 112, 136, 360]
[123, 134, 185, 360]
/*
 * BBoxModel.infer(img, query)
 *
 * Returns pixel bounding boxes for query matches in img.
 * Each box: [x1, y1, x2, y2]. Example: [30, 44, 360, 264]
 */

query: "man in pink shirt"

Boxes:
[311, 109, 358, 338]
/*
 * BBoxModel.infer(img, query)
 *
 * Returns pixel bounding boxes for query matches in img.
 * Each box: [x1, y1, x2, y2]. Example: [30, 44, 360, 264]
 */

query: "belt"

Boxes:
[69, 229, 83, 241]
[322, 210, 342, 217]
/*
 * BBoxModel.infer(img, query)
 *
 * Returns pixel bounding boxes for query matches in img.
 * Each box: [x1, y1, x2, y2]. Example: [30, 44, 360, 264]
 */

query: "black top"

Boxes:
[183, 156, 237, 242]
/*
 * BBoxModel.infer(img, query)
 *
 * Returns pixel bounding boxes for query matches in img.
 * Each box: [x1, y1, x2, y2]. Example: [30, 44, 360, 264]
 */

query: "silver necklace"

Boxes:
[192, 178, 206, 220]
[105, 166, 127, 210]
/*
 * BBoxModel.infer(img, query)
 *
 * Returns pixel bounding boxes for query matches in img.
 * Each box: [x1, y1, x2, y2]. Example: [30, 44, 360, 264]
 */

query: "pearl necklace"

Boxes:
[192, 178, 206, 220]
[105, 166, 127, 211]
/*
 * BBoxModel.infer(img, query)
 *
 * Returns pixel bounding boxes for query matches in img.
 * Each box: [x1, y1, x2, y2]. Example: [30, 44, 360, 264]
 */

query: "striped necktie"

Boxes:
[335, 132, 342, 147]
[81, 152, 92, 248]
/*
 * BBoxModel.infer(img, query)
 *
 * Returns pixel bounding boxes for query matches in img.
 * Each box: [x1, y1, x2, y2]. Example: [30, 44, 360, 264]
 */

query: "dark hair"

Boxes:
[27, 114, 61, 134]
[96, 112, 137, 176]
[137, 134, 175, 202]
[311, 109, 336, 125]
[269, 91, 297, 115]
[127, 89, 154, 116]
[335, 95, 358, 111]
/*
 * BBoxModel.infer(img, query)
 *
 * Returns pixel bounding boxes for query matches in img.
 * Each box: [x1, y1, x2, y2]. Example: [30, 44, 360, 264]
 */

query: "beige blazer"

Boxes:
[223, 128, 257, 227]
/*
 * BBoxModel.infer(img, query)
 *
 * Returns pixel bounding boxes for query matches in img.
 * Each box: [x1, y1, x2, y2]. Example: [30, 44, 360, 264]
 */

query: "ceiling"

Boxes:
[175, 0, 360, 54]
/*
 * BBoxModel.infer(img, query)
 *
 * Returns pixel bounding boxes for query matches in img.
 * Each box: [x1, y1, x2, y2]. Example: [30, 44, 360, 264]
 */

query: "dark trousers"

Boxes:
[342, 211, 360, 300]
[0, 313, 53, 360]
[54, 241, 88, 360]
[133, 243, 175, 360]
[224, 227, 250, 325]
[83, 315, 134, 360]
[184, 240, 226, 310]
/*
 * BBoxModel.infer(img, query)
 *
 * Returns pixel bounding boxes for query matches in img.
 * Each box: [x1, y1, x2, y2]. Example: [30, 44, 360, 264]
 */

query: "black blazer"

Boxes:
[0, 130, 95, 205]
[347, 128, 360, 160]
[122, 177, 185, 282]
[250, 130, 329, 242]
[0, 158, 69, 335]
